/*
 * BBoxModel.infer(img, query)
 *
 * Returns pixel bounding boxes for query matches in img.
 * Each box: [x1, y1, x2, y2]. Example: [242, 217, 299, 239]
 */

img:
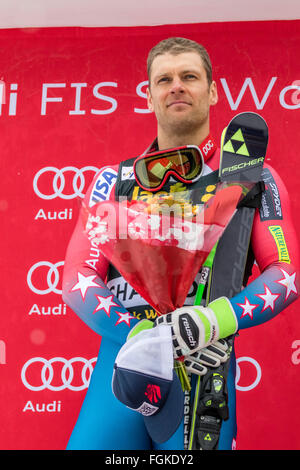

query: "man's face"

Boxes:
[147, 52, 218, 138]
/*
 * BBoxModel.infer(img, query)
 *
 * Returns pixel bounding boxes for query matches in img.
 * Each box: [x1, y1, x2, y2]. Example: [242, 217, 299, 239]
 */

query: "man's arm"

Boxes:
[62, 166, 140, 344]
[154, 164, 299, 358]
[230, 164, 299, 329]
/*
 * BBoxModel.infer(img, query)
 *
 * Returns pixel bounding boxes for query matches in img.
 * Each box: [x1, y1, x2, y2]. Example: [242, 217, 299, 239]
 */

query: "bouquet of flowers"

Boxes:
[82, 182, 246, 388]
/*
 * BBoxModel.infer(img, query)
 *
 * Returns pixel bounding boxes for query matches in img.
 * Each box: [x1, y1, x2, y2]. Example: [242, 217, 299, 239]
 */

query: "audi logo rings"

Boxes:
[27, 261, 64, 295]
[21, 356, 262, 392]
[21, 357, 97, 391]
[33, 166, 99, 200]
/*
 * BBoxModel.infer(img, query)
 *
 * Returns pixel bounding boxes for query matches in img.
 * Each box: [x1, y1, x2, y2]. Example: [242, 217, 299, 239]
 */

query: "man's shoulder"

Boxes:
[86, 163, 120, 207]
[261, 162, 285, 186]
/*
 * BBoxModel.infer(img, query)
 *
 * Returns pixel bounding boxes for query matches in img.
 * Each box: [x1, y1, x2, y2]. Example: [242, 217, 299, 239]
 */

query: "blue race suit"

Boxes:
[62, 137, 299, 450]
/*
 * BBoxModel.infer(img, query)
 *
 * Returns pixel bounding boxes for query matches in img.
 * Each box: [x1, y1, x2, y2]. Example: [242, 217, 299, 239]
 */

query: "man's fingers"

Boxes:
[205, 341, 228, 363]
[184, 358, 208, 376]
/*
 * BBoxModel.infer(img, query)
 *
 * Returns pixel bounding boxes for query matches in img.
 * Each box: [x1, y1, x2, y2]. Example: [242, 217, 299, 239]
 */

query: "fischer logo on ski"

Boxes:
[221, 156, 264, 176]
[222, 128, 250, 156]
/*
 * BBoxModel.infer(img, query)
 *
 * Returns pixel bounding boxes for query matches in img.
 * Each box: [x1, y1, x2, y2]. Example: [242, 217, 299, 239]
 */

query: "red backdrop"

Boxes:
[1, 20, 300, 450]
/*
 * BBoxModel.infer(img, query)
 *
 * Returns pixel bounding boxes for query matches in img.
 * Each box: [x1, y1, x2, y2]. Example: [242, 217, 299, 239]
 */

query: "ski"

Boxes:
[188, 112, 268, 450]
[210, 111, 268, 300]
[219, 111, 268, 184]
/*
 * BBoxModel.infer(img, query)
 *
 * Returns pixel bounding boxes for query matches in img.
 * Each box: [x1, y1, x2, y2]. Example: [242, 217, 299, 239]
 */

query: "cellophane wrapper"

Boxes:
[83, 182, 246, 316]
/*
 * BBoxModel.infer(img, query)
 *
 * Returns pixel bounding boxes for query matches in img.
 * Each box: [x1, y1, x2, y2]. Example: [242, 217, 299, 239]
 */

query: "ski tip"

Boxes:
[228, 111, 268, 129]
[219, 126, 227, 177]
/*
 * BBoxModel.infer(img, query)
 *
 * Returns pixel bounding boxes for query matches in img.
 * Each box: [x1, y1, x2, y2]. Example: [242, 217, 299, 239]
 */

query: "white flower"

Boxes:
[94, 222, 108, 234]
[165, 223, 204, 251]
[128, 221, 147, 239]
[147, 215, 161, 230]
[90, 215, 101, 223]
[93, 233, 110, 245]
[87, 224, 108, 240]
[86, 214, 103, 231]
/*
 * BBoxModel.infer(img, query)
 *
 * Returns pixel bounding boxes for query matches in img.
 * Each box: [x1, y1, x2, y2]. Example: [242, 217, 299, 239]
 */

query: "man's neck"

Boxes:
[157, 126, 209, 150]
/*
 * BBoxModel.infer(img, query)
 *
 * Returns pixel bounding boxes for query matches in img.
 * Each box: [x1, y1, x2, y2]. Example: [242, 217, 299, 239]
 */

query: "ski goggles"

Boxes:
[133, 145, 204, 192]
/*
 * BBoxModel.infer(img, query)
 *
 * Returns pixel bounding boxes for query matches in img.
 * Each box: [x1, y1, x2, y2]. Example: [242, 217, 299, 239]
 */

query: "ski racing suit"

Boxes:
[62, 136, 299, 450]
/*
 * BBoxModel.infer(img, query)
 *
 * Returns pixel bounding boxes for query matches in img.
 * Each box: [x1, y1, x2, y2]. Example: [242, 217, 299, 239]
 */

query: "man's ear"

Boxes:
[146, 87, 154, 112]
[209, 80, 218, 106]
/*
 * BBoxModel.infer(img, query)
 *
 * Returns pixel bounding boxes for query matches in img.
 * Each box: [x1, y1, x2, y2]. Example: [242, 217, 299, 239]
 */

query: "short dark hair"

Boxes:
[147, 37, 212, 85]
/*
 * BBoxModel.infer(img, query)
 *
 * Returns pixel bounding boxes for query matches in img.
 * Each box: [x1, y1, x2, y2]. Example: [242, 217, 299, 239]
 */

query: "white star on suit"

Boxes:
[71, 272, 100, 301]
[276, 269, 297, 301]
[93, 294, 120, 316]
[237, 298, 259, 320]
[256, 284, 280, 312]
[115, 311, 136, 327]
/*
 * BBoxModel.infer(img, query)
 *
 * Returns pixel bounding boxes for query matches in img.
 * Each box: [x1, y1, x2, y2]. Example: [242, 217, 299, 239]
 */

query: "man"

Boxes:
[62, 38, 299, 450]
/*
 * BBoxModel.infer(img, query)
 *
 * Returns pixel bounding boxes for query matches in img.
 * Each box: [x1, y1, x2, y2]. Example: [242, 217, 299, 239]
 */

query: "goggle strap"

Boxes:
[198, 134, 216, 162]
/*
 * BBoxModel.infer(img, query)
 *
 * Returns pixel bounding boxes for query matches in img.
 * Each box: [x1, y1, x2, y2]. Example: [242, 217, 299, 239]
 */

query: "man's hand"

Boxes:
[128, 320, 231, 378]
[154, 298, 238, 358]
[183, 339, 229, 376]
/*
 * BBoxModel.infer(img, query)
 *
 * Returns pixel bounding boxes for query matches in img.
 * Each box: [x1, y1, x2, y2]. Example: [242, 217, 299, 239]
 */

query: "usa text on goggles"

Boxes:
[133, 145, 204, 192]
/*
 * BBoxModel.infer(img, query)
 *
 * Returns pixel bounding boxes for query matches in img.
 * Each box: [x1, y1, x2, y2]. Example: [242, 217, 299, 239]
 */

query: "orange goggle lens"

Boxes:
[133, 145, 204, 191]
